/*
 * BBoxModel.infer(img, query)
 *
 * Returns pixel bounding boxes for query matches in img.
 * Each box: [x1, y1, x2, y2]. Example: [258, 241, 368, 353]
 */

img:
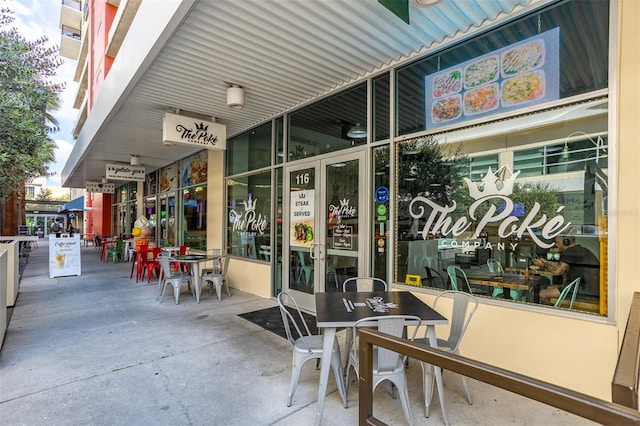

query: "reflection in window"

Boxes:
[514, 134, 608, 177]
[395, 0, 609, 137]
[226, 172, 271, 260]
[470, 155, 499, 182]
[182, 185, 207, 251]
[289, 83, 367, 160]
[227, 122, 272, 175]
[396, 124, 608, 316]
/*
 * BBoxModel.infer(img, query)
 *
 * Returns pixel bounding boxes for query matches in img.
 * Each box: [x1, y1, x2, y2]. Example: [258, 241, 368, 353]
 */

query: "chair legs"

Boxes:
[202, 276, 230, 302]
[288, 345, 345, 408]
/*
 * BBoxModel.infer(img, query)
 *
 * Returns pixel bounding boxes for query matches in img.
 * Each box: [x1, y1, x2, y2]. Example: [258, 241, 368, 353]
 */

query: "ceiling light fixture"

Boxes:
[413, 0, 444, 6]
[346, 123, 367, 139]
[130, 155, 141, 166]
[226, 83, 245, 109]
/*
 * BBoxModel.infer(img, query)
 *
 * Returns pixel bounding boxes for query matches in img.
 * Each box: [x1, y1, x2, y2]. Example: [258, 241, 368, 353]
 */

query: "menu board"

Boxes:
[425, 28, 559, 130]
[49, 234, 81, 278]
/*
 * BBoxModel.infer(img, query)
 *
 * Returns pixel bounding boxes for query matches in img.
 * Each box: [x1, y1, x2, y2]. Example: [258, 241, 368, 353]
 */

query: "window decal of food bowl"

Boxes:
[501, 70, 545, 107]
[463, 55, 499, 90]
[431, 95, 462, 123]
[463, 83, 500, 116]
[500, 39, 545, 78]
[432, 69, 462, 98]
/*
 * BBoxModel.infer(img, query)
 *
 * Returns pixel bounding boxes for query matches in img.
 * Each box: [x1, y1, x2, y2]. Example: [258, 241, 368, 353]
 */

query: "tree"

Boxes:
[34, 188, 52, 201]
[0, 7, 64, 234]
[0, 7, 64, 198]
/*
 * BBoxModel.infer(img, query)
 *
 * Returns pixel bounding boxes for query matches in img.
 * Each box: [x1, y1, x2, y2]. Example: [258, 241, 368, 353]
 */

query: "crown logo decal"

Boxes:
[195, 122, 208, 132]
[242, 196, 257, 212]
[463, 166, 520, 200]
[340, 198, 349, 208]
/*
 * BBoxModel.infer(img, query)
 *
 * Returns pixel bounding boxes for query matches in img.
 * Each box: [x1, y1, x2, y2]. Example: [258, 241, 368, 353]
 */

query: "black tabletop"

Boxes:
[315, 291, 447, 328]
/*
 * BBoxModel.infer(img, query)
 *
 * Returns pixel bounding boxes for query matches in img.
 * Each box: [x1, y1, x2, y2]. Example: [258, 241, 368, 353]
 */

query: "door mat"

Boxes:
[238, 306, 317, 340]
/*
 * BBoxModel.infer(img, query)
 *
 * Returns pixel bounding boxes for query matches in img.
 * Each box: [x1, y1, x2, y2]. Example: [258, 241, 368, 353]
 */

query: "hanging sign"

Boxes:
[86, 182, 115, 193]
[162, 113, 227, 150]
[106, 164, 145, 181]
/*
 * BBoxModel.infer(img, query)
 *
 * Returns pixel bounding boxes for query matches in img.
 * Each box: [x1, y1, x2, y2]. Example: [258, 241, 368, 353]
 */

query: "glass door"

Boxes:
[159, 193, 176, 247]
[284, 150, 366, 311]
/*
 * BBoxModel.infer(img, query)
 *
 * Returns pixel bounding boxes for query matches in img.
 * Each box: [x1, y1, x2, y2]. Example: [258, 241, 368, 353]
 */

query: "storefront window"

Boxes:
[288, 83, 367, 160]
[144, 170, 158, 196]
[395, 0, 609, 137]
[373, 73, 390, 141]
[144, 196, 157, 244]
[395, 108, 608, 315]
[372, 145, 390, 280]
[470, 154, 499, 182]
[226, 171, 271, 260]
[182, 184, 207, 251]
[514, 133, 608, 177]
[227, 122, 272, 175]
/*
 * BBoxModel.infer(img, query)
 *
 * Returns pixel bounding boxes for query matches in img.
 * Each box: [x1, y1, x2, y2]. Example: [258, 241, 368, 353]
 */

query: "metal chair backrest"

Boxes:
[218, 254, 230, 277]
[447, 265, 472, 293]
[487, 258, 504, 274]
[343, 277, 387, 292]
[432, 290, 479, 352]
[554, 277, 581, 310]
[424, 267, 446, 289]
[353, 315, 421, 372]
[277, 291, 313, 350]
[156, 256, 176, 278]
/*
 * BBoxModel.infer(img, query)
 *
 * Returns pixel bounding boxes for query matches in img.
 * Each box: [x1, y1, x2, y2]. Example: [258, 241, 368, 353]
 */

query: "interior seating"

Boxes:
[488, 259, 526, 301]
[447, 265, 488, 295]
[415, 290, 478, 423]
[554, 277, 581, 310]
[422, 266, 447, 289]
[345, 315, 421, 425]
[277, 291, 346, 408]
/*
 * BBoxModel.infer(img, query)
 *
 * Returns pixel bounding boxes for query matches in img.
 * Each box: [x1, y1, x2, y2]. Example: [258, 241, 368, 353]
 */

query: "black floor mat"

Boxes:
[238, 306, 317, 340]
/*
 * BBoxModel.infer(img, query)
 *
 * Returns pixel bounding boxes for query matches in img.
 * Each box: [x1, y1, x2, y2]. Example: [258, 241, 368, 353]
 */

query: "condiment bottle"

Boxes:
[524, 267, 530, 279]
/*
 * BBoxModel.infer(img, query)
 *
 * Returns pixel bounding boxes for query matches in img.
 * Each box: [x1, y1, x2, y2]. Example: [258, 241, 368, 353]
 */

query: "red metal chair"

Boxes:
[174, 245, 190, 272]
[141, 247, 163, 284]
[130, 244, 149, 281]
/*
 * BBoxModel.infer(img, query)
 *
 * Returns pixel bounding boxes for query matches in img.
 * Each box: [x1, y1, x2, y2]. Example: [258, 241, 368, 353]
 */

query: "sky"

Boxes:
[5, 0, 79, 187]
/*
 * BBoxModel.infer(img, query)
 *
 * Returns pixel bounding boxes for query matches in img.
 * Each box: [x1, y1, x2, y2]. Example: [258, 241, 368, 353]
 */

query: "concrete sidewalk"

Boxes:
[0, 239, 592, 425]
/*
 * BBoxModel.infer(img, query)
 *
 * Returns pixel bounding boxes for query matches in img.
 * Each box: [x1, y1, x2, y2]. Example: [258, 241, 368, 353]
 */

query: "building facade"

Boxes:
[59, 0, 639, 402]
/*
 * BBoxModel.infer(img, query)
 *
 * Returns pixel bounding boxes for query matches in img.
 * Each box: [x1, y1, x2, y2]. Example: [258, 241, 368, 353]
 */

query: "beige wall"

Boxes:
[206, 149, 273, 298]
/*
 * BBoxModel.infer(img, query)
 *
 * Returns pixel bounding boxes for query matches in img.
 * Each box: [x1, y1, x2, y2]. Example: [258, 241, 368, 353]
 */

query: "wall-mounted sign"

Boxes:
[106, 164, 145, 182]
[162, 112, 227, 150]
[425, 28, 559, 131]
[86, 182, 115, 193]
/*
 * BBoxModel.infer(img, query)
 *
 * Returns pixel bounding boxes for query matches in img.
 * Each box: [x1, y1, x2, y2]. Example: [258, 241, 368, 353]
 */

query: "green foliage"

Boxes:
[0, 7, 64, 198]
[397, 135, 470, 210]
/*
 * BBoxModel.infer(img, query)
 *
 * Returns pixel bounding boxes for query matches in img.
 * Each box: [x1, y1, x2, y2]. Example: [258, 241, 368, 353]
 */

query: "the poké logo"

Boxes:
[409, 166, 571, 249]
[175, 121, 219, 146]
[230, 195, 268, 236]
[328, 198, 356, 224]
